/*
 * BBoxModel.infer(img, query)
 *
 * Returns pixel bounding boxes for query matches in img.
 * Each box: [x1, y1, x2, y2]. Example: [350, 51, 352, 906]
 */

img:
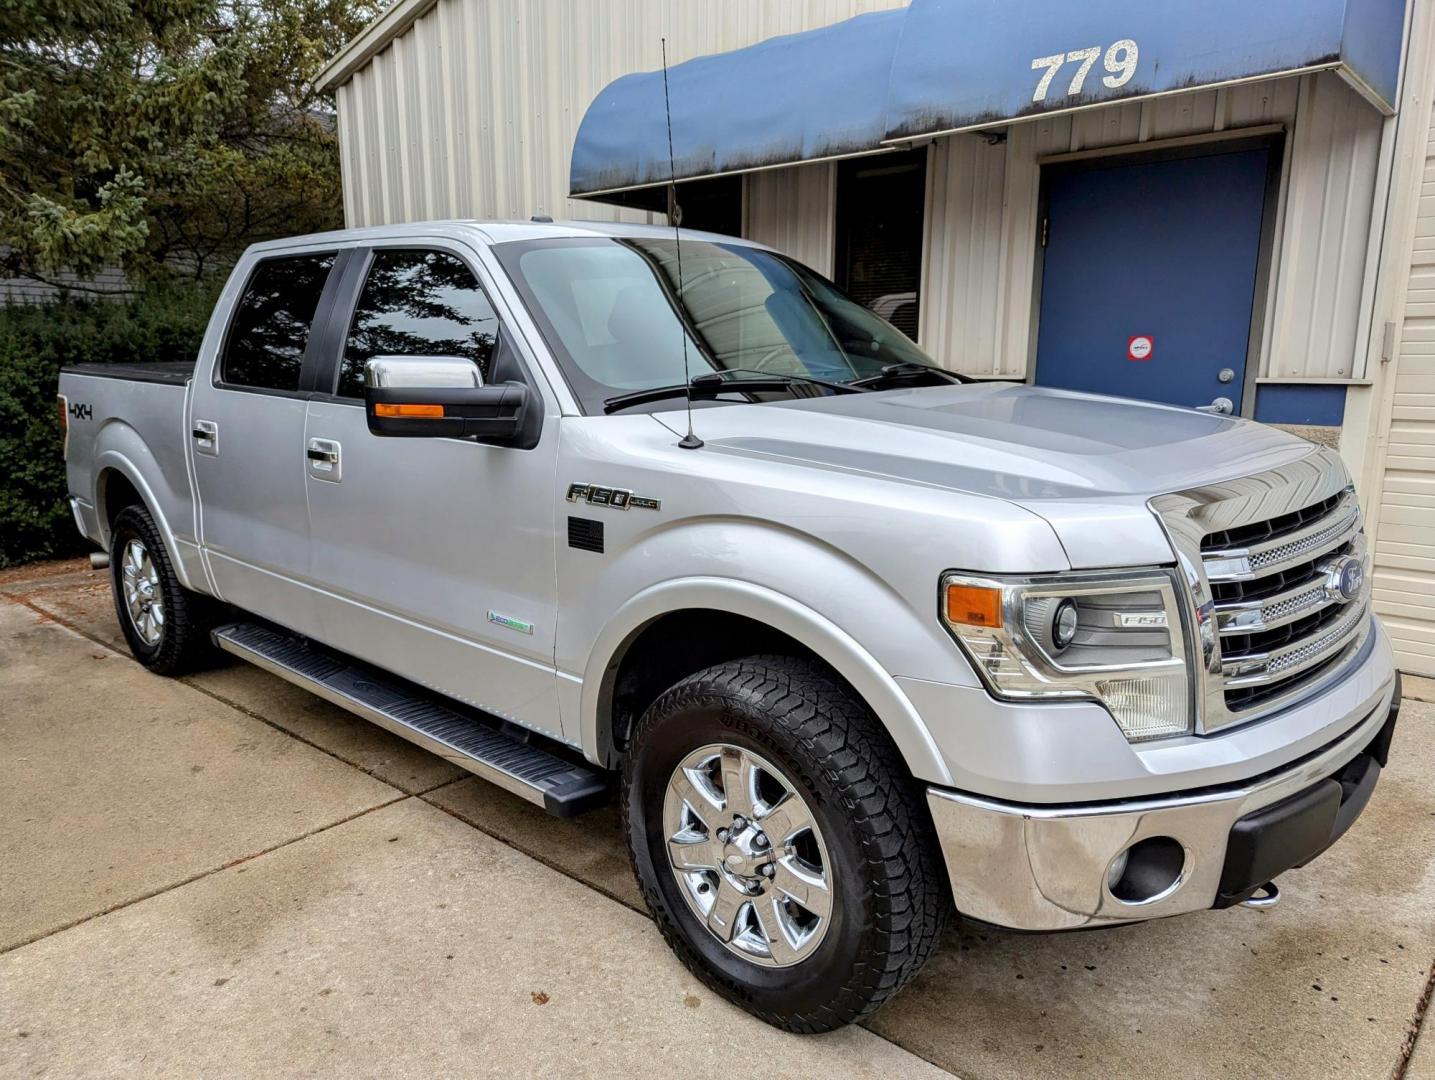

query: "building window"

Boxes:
[835, 149, 927, 339]
[673, 174, 743, 236]
[587, 174, 744, 237]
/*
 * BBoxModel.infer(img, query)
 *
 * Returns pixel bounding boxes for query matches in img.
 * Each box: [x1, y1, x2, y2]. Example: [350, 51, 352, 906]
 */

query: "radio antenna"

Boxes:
[661, 37, 703, 450]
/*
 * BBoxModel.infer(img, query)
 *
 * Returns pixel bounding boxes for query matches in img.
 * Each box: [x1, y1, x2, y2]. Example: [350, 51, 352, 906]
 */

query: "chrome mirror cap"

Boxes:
[364, 355, 483, 389]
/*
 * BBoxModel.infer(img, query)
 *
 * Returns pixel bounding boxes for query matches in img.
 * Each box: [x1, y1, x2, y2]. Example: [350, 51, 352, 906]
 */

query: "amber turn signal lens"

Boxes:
[374, 402, 444, 418]
[945, 583, 1002, 628]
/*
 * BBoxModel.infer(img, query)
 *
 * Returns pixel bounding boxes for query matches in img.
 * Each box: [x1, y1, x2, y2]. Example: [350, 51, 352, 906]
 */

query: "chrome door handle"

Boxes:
[1197, 397, 1235, 415]
[192, 419, 218, 456]
[305, 437, 342, 482]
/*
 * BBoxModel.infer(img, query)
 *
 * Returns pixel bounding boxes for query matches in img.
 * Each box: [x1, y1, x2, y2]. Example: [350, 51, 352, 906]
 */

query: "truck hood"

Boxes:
[656, 382, 1333, 569]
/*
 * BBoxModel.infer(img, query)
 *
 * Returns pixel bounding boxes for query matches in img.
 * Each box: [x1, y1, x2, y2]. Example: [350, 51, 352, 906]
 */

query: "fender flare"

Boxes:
[93, 449, 195, 591]
[580, 576, 954, 786]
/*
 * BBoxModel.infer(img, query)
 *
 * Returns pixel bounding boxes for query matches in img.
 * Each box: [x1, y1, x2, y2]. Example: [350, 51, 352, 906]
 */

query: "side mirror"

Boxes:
[363, 355, 530, 441]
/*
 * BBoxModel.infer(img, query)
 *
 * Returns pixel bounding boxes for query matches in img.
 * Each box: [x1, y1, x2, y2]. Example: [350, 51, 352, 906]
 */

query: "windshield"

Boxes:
[495, 236, 945, 414]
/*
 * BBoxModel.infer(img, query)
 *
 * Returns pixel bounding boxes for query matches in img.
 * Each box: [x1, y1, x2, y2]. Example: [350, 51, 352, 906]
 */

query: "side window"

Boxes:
[221, 253, 336, 392]
[338, 249, 500, 398]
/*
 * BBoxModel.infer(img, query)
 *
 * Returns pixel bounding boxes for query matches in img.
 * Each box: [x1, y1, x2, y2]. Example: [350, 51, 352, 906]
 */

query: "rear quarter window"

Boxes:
[221, 253, 336, 392]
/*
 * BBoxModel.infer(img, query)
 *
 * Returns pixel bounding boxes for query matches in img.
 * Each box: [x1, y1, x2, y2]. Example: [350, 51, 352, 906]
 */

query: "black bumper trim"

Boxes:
[1214, 673, 1401, 907]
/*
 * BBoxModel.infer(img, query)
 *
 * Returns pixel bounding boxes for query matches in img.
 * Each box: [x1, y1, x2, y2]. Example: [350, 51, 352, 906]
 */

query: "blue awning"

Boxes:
[570, 0, 1408, 197]
[884, 0, 1407, 143]
[570, 9, 906, 198]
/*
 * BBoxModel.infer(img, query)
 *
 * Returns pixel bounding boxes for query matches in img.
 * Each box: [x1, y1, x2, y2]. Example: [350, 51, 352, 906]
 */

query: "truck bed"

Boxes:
[63, 360, 195, 386]
[59, 358, 196, 560]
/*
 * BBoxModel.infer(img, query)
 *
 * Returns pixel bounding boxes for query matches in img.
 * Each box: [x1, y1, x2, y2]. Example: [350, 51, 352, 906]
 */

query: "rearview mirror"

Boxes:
[363, 355, 530, 441]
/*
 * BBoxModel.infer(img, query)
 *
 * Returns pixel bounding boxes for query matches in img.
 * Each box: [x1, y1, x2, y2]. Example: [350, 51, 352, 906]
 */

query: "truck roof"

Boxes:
[240, 218, 768, 257]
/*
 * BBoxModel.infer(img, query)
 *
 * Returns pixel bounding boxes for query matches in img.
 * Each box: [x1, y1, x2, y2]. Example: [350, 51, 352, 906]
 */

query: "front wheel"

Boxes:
[623, 655, 948, 1032]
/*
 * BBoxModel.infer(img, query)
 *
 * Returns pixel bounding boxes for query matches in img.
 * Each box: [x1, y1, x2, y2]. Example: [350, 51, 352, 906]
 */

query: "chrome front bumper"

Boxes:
[926, 673, 1398, 931]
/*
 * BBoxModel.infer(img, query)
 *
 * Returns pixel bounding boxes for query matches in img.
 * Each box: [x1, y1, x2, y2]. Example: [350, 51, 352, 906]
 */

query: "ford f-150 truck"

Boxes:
[59, 220, 1401, 1032]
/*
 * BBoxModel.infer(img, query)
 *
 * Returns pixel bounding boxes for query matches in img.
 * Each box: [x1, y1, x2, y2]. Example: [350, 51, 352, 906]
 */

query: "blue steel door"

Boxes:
[1033, 147, 1272, 412]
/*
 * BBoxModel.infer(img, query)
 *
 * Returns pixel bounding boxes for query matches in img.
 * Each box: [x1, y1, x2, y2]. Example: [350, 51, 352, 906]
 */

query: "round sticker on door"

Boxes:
[1128, 335, 1154, 361]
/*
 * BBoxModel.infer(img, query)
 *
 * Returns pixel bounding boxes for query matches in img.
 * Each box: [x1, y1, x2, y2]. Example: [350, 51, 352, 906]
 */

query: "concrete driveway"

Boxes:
[3, 560, 1432, 1079]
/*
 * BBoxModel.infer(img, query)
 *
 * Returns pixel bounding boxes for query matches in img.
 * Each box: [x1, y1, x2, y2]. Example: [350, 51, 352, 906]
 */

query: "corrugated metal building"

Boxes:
[316, 0, 1435, 677]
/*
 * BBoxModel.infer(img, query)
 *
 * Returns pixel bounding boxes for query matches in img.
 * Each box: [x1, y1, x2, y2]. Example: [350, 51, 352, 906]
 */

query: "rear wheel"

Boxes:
[623, 654, 948, 1032]
[110, 504, 220, 675]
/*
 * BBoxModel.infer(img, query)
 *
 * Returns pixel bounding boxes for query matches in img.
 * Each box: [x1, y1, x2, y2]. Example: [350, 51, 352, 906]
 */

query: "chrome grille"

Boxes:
[1248, 582, 1329, 625]
[1244, 509, 1361, 573]
[1150, 451, 1373, 733]
[1252, 599, 1368, 680]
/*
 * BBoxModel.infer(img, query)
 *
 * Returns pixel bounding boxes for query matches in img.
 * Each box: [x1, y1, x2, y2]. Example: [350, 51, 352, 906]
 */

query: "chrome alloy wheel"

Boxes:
[120, 538, 164, 647]
[663, 743, 833, 967]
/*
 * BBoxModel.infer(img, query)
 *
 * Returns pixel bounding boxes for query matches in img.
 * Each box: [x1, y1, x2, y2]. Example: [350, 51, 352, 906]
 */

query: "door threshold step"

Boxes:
[211, 622, 608, 817]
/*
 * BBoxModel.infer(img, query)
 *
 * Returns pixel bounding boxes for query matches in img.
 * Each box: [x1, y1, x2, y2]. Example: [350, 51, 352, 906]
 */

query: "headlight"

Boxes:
[940, 569, 1193, 742]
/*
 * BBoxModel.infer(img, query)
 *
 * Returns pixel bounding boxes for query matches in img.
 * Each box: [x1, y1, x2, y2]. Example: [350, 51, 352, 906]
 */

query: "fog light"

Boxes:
[1107, 836, 1186, 904]
[1105, 848, 1130, 892]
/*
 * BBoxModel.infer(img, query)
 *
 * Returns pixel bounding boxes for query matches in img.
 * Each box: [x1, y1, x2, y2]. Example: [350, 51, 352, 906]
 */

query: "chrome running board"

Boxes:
[211, 622, 608, 817]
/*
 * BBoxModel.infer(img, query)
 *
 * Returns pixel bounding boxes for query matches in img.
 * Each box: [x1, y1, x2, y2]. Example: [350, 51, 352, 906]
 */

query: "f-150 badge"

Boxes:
[566, 483, 661, 511]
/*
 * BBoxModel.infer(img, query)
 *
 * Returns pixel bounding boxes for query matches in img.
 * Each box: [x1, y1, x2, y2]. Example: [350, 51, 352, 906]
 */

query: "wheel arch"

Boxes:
[93, 452, 195, 591]
[582, 577, 953, 786]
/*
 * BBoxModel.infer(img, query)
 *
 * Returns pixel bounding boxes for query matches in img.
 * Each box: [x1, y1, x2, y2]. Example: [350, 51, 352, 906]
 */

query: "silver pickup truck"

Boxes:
[59, 220, 1401, 1032]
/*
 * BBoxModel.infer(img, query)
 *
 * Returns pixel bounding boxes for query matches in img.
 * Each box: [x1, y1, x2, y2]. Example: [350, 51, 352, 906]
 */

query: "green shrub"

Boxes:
[0, 284, 219, 568]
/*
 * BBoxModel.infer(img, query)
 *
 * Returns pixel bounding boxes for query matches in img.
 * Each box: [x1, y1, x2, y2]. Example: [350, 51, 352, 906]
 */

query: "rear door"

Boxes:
[299, 242, 565, 741]
[189, 248, 346, 633]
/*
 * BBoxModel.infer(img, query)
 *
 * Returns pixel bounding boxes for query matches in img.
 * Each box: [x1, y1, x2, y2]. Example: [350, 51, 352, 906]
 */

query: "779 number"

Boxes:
[1030, 40, 1140, 103]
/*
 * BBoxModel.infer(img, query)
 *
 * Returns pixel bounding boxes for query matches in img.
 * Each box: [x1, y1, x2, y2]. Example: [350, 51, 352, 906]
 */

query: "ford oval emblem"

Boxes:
[1325, 556, 1364, 604]
[1339, 559, 1364, 601]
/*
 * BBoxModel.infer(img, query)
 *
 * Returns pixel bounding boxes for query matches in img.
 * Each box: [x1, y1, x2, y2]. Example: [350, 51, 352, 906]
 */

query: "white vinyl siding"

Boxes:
[1370, 94, 1435, 676]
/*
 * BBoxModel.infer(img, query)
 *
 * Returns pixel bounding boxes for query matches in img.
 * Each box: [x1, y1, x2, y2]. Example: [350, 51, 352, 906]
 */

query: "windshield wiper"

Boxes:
[603, 371, 863, 415]
[713, 368, 860, 394]
[849, 361, 968, 388]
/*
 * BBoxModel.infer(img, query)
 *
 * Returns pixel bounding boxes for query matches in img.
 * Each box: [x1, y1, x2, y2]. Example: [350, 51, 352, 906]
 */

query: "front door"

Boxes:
[1033, 142, 1276, 414]
[300, 245, 564, 741]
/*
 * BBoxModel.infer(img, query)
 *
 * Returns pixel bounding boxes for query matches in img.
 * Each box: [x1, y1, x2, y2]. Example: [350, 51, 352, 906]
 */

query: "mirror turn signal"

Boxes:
[373, 402, 446, 419]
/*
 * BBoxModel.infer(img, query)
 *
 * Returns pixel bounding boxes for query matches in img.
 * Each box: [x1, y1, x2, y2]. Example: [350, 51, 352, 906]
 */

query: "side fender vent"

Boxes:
[567, 516, 604, 554]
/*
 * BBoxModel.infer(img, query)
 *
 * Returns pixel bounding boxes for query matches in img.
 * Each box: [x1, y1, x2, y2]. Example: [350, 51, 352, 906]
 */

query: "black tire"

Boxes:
[110, 504, 221, 675]
[623, 654, 948, 1032]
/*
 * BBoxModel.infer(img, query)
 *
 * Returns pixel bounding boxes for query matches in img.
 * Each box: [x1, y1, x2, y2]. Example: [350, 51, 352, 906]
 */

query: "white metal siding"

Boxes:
[335, 0, 907, 228]
[743, 164, 836, 277]
[1265, 74, 1386, 380]
[1371, 100, 1435, 676]
[920, 135, 1009, 374]
[334, 5, 1387, 387]
[0, 267, 130, 305]
[917, 73, 1384, 382]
